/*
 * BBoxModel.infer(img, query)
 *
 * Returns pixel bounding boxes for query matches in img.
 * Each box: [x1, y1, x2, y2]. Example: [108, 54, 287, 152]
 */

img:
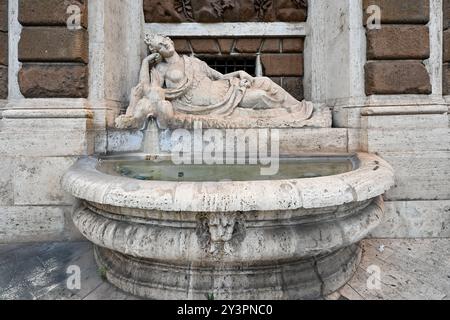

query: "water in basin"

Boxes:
[99, 156, 355, 182]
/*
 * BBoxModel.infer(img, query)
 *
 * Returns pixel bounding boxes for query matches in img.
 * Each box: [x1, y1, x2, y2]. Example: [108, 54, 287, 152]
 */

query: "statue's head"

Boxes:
[144, 33, 175, 59]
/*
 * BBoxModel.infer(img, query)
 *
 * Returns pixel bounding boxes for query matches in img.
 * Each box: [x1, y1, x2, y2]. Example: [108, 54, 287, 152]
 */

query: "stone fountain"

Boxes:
[62, 34, 394, 299]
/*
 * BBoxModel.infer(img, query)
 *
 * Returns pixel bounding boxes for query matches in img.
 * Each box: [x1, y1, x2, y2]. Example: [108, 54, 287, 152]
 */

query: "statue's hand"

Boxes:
[238, 71, 253, 82]
[144, 53, 162, 65]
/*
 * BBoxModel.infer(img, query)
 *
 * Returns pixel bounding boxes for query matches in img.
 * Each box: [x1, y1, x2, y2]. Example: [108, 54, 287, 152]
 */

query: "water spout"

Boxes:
[141, 117, 160, 155]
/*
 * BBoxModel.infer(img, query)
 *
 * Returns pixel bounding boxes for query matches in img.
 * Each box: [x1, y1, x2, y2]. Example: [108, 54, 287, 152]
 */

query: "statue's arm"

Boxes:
[221, 70, 254, 82]
[139, 53, 163, 85]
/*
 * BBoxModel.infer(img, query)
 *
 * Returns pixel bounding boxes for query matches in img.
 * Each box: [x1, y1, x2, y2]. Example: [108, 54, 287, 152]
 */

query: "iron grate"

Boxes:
[198, 55, 256, 77]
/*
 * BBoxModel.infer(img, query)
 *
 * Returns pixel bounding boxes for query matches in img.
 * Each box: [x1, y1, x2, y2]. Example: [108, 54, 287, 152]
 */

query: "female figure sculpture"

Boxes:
[116, 34, 314, 129]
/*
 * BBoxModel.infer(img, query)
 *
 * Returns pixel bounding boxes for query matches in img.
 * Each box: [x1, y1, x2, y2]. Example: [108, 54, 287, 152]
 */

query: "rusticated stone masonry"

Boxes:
[364, 0, 432, 95]
[173, 37, 305, 100]
[144, 0, 307, 23]
[17, 0, 88, 98]
[0, 0, 8, 99]
[443, 0, 450, 94]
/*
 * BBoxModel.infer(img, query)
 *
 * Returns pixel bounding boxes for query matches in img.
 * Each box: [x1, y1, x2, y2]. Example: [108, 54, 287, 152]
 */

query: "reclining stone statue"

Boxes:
[116, 33, 317, 130]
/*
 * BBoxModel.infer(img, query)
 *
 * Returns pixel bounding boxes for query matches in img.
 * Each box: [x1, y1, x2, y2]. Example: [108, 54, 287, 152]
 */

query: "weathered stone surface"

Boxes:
[282, 76, 303, 101]
[234, 38, 262, 53]
[143, 0, 184, 23]
[261, 53, 303, 76]
[189, 39, 220, 54]
[19, 27, 88, 63]
[217, 38, 235, 54]
[371, 200, 450, 238]
[62, 152, 392, 299]
[171, 38, 191, 54]
[282, 38, 304, 53]
[0, 206, 67, 243]
[365, 61, 431, 95]
[14, 157, 76, 206]
[0, 0, 7, 32]
[367, 26, 429, 60]
[363, 0, 430, 24]
[0, 31, 7, 65]
[363, 113, 449, 129]
[275, 0, 307, 22]
[366, 128, 449, 153]
[444, 0, 450, 29]
[0, 157, 13, 206]
[443, 63, 450, 95]
[381, 151, 450, 201]
[18, 63, 88, 98]
[262, 38, 280, 53]
[444, 29, 450, 63]
[19, 0, 87, 27]
[143, 0, 305, 23]
[0, 65, 7, 99]
[279, 128, 347, 153]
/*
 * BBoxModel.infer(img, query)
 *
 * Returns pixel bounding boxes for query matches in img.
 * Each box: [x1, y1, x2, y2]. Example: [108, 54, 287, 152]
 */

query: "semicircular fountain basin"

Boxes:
[62, 153, 394, 300]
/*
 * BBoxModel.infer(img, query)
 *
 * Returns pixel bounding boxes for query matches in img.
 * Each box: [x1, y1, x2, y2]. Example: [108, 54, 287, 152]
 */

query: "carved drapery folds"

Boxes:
[144, 0, 308, 23]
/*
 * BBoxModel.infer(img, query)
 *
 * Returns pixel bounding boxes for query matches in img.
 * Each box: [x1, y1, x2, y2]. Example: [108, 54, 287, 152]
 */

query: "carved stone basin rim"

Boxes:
[61, 153, 395, 213]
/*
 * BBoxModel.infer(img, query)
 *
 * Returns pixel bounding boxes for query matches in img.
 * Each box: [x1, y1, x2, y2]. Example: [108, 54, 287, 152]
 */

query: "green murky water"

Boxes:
[99, 157, 354, 182]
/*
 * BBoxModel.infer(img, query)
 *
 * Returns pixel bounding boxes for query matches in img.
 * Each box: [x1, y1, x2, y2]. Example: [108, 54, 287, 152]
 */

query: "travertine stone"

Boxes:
[367, 25, 429, 60]
[381, 152, 450, 201]
[62, 153, 393, 299]
[13, 157, 77, 206]
[0, 130, 92, 157]
[365, 61, 432, 95]
[0, 157, 13, 206]
[366, 128, 449, 152]
[362, 113, 449, 129]
[62, 153, 393, 213]
[19, 27, 88, 63]
[371, 201, 450, 238]
[363, 0, 430, 24]
[0, 206, 67, 243]
[18, 63, 88, 98]
[18, 0, 88, 27]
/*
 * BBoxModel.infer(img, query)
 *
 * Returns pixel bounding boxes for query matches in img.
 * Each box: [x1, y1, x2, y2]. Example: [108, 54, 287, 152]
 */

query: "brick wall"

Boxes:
[443, 0, 450, 94]
[17, 0, 88, 98]
[363, 0, 432, 95]
[0, 0, 7, 99]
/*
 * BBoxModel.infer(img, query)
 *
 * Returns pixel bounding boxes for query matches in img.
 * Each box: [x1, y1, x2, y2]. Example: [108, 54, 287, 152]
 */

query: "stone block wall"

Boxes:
[363, 0, 432, 95]
[17, 0, 88, 98]
[443, 0, 450, 94]
[0, 0, 7, 100]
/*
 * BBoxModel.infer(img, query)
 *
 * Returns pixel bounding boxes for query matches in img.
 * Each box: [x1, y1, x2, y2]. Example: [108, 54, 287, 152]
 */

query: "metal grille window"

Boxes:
[199, 55, 256, 77]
